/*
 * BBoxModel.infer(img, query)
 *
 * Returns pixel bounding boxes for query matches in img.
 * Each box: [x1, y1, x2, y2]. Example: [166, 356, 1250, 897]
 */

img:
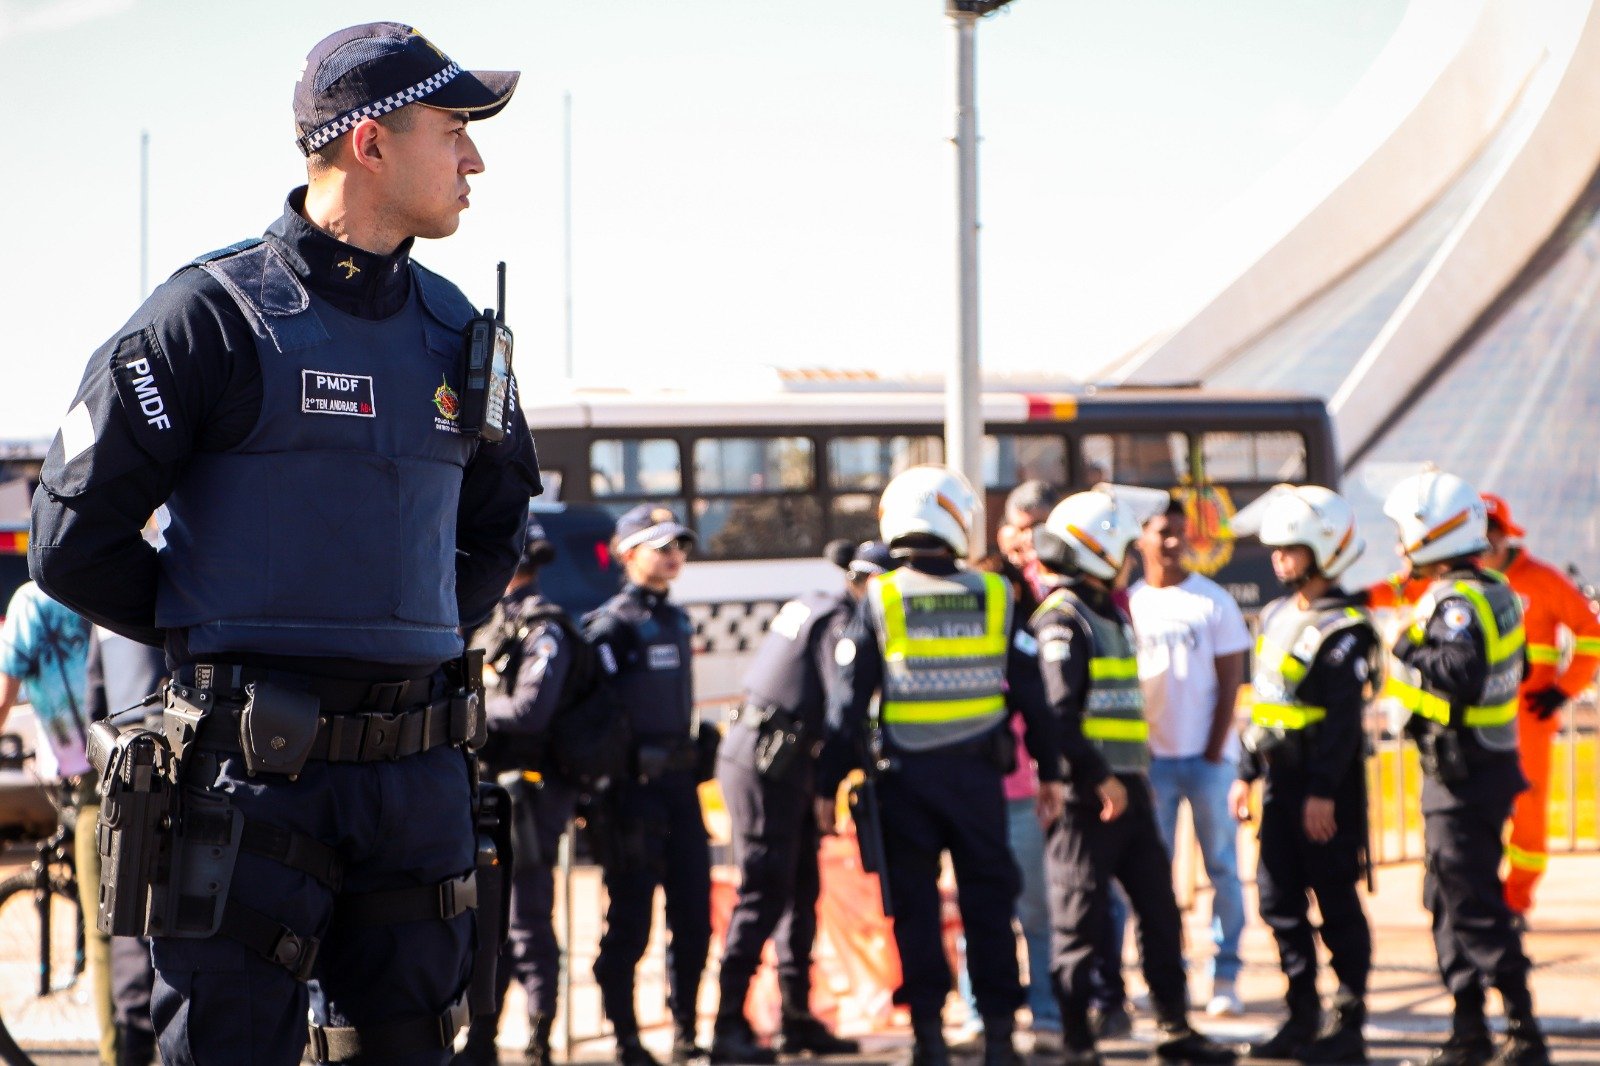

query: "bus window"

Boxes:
[1200, 431, 1308, 483]
[829, 493, 878, 547]
[694, 437, 822, 558]
[828, 436, 943, 490]
[589, 438, 681, 497]
[694, 437, 814, 493]
[985, 434, 1066, 488]
[1081, 432, 1189, 487]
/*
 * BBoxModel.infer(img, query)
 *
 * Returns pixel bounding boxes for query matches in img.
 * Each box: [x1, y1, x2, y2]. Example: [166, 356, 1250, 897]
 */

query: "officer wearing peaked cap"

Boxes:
[30, 22, 535, 1065]
[815, 466, 1063, 1066]
[708, 542, 894, 1064]
[584, 505, 712, 1066]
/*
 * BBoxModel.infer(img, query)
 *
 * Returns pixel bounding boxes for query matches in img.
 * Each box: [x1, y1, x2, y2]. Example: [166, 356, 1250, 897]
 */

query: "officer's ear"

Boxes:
[348, 118, 386, 172]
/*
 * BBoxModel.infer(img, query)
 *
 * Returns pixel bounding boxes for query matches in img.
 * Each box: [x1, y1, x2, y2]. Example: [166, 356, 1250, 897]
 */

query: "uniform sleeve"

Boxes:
[455, 381, 540, 629]
[29, 270, 258, 648]
[817, 601, 880, 797]
[582, 608, 633, 681]
[488, 618, 574, 737]
[1007, 619, 1061, 782]
[1303, 627, 1375, 799]
[1034, 610, 1110, 789]
[1394, 596, 1489, 712]
[811, 601, 851, 720]
[1550, 572, 1600, 697]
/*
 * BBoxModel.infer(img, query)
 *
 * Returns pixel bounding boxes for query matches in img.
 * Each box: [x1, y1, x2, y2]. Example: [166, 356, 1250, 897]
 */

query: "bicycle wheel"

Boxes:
[0, 869, 91, 1051]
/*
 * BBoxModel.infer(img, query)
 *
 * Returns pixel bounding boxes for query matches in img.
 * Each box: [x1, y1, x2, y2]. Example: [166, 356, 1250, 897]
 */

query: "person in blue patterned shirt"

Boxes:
[0, 580, 91, 779]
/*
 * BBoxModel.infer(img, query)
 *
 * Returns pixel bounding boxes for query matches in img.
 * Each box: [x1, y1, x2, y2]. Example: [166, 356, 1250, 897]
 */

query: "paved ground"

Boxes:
[4, 849, 1599, 1064]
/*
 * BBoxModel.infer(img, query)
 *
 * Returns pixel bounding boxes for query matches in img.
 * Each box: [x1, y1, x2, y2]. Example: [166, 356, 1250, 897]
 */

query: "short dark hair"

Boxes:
[1004, 480, 1057, 523]
[306, 106, 416, 173]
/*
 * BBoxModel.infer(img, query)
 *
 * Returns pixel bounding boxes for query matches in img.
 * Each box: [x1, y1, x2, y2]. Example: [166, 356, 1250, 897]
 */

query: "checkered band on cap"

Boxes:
[297, 62, 462, 155]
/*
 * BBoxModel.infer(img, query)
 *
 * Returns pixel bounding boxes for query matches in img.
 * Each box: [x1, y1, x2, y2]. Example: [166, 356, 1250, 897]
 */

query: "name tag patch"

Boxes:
[302, 371, 375, 417]
[647, 643, 682, 671]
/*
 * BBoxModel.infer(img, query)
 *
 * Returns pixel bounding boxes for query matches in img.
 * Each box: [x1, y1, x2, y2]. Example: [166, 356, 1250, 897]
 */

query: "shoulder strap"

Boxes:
[412, 261, 478, 330]
[195, 241, 328, 353]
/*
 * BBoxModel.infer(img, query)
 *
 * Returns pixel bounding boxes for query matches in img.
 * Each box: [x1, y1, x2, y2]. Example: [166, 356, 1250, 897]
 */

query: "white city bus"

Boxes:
[526, 371, 1338, 703]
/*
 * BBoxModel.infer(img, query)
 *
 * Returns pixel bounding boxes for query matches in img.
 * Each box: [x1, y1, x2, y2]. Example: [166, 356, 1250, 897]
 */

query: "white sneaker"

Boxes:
[1204, 981, 1243, 1017]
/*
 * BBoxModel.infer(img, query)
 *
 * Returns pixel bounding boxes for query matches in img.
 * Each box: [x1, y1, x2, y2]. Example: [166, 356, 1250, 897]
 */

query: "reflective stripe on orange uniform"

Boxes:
[1503, 548, 1600, 914]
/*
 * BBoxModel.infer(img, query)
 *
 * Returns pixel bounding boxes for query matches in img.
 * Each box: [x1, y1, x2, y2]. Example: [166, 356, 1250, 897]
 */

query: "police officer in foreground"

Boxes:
[1027, 488, 1237, 1066]
[30, 22, 536, 1064]
[1383, 470, 1548, 1066]
[709, 542, 893, 1063]
[816, 466, 1064, 1066]
[1228, 486, 1376, 1064]
[457, 524, 578, 1066]
[586, 506, 712, 1065]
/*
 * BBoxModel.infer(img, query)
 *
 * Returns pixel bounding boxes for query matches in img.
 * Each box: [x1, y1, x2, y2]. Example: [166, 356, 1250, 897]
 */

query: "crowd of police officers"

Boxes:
[450, 460, 1554, 1066]
[20, 21, 1566, 1066]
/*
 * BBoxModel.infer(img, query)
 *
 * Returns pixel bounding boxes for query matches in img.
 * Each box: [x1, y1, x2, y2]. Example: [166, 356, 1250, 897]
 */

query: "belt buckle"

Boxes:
[358, 711, 403, 761]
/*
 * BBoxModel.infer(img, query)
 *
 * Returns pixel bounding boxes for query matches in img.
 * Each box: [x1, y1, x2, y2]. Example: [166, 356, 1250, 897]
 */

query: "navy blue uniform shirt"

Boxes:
[30, 187, 539, 675]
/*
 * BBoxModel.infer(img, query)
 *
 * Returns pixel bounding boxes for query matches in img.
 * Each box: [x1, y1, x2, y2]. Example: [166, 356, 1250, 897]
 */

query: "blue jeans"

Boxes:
[960, 797, 1061, 1031]
[1146, 756, 1245, 983]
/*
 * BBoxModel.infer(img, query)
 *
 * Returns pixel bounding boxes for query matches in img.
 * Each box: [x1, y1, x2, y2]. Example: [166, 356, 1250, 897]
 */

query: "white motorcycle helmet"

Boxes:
[1034, 488, 1141, 582]
[1256, 485, 1365, 581]
[878, 465, 977, 557]
[1382, 468, 1489, 567]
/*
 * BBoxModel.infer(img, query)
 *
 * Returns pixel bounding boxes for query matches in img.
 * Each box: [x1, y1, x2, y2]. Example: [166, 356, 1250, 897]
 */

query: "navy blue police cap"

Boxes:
[849, 541, 897, 577]
[613, 505, 697, 554]
[294, 22, 519, 157]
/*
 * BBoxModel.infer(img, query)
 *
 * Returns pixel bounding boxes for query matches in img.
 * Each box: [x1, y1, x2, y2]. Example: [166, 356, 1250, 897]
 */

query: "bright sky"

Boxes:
[0, 0, 1407, 442]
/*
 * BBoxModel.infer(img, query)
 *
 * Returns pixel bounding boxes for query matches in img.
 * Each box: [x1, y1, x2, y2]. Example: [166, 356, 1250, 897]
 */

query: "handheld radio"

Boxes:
[462, 262, 514, 442]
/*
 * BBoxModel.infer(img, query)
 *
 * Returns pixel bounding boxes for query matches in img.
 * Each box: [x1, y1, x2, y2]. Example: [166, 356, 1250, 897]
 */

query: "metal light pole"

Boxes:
[139, 130, 150, 299]
[944, 0, 1013, 557]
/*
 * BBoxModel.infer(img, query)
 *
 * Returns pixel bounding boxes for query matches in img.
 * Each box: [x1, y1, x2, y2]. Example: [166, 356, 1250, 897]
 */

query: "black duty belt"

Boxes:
[183, 663, 442, 714]
[192, 699, 476, 763]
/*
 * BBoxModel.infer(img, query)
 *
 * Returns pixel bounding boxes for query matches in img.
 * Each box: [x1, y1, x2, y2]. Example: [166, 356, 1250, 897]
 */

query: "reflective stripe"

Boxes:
[1083, 716, 1149, 742]
[881, 694, 1007, 724]
[1391, 677, 1517, 728]
[1505, 843, 1548, 873]
[1451, 581, 1525, 663]
[1088, 657, 1139, 681]
[878, 571, 1009, 660]
[1576, 637, 1600, 655]
[1527, 644, 1561, 665]
[1251, 702, 1327, 730]
[1392, 577, 1523, 732]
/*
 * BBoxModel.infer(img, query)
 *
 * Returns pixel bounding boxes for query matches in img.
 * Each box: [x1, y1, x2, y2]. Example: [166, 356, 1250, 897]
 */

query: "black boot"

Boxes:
[452, 1017, 500, 1066]
[525, 1013, 554, 1066]
[1247, 985, 1321, 1062]
[981, 1015, 1022, 1066]
[905, 1014, 950, 1066]
[709, 1015, 777, 1065]
[1156, 1022, 1239, 1064]
[776, 974, 860, 1056]
[1489, 1017, 1550, 1066]
[1422, 995, 1493, 1066]
[1302, 994, 1367, 1065]
[619, 1033, 665, 1066]
[673, 1018, 709, 1063]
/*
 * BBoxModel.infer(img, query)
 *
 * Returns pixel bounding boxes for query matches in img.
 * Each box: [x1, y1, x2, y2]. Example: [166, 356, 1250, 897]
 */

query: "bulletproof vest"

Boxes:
[1389, 572, 1523, 754]
[1251, 597, 1375, 730]
[1035, 588, 1149, 773]
[154, 240, 477, 664]
[866, 567, 1010, 753]
[742, 589, 850, 736]
[591, 588, 694, 739]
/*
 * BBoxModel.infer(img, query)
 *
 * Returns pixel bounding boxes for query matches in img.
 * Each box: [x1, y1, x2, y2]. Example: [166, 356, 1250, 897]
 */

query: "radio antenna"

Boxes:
[496, 262, 507, 322]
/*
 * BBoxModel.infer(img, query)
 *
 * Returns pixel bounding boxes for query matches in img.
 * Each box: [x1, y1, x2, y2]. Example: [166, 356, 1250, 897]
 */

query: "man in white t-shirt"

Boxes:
[1128, 500, 1250, 1018]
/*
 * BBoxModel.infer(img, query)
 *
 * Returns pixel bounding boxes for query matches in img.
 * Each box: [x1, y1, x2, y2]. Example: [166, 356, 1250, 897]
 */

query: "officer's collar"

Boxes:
[269, 187, 415, 306]
[625, 582, 668, 609]
[1308, 587, 1358, 611]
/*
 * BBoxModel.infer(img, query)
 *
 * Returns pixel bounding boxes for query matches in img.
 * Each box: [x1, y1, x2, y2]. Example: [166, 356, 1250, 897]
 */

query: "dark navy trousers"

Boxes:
[878, 748, 1021, 1020]
[592, 771, 712, 1036]
[715, 733, 820, 1019]
[495, 784, 573, 1018]
[151, 745, 476, 1066]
